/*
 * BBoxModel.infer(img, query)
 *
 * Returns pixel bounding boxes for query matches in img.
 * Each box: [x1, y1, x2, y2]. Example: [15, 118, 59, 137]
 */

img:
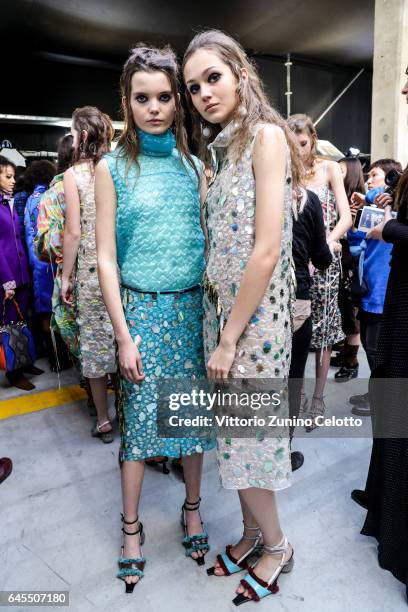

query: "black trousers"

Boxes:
[289, 316, 313, 439]
[359, 309, 382, 372]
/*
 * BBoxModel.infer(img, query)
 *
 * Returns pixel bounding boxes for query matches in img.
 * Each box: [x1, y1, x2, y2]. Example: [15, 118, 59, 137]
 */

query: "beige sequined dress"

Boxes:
[72, 161, 116, 378]
[203, 122, 293, 491]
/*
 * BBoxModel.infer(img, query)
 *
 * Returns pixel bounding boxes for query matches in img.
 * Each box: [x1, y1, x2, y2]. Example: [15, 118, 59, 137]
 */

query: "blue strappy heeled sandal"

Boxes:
[233, 536, 294, 606]
[207, 522, 263, 576]
[117, 514, 146, 593]
[181, 497, 210, 566]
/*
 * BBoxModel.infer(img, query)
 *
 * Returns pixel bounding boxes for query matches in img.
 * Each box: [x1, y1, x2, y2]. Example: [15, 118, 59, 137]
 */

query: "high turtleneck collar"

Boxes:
[137, 128, 176, 157]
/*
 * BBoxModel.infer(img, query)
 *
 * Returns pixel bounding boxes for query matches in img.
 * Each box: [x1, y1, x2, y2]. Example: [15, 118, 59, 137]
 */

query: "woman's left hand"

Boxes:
[207, 337, 236, 380]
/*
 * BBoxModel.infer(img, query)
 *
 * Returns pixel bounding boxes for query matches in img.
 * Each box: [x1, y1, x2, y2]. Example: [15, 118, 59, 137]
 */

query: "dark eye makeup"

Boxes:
[134, 92, 172, 103]
[188, 71, 221, 95]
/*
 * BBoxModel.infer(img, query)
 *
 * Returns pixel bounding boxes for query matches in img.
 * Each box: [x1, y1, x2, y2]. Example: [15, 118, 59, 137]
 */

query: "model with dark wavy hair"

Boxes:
[95, 44, 215, 592]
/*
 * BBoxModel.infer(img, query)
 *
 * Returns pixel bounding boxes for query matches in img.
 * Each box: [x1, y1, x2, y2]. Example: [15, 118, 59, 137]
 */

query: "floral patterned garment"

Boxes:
[35, 173, 80, 360]
[203, 122, 294, 491]
[119, 288, 215, 461]
[308, 182, 344, 349]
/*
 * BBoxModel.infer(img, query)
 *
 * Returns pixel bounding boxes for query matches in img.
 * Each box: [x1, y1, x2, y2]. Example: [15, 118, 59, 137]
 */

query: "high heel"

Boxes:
[181, 497, 209, 566]
[233, 536, 294, 606]
[207, 522, 262, 577]
[305, 394, 326, 432]
[145, 456, 170, 474]
[117, 514, 146, 593]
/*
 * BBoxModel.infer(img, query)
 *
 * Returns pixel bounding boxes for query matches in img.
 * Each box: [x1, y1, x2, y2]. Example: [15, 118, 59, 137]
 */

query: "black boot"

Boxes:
[335, 344, 359, 382]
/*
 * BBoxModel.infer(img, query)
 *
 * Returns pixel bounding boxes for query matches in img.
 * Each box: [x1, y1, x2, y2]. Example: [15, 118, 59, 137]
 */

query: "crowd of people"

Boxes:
[1, 29, 407, 604]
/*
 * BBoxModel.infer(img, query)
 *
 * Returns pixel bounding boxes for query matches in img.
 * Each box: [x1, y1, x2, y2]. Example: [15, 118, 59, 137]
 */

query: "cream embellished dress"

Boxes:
[203, 122, 294, 491]
[72, 161, 117, 378]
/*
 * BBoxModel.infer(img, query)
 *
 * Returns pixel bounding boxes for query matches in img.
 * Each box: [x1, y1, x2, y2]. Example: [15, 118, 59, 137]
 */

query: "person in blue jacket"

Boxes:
[24, 160, 58, 367]
[349, 158, 402, 416]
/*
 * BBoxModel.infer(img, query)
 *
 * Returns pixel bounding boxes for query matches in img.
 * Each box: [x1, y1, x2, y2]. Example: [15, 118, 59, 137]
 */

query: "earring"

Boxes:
[201, 122, 211, 138]
[237, 104, 247, 118]
[79, 141, 85, 157]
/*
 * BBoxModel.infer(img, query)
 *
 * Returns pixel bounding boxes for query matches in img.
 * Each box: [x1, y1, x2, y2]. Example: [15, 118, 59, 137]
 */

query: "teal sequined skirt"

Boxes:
[119, 287, 215, 462]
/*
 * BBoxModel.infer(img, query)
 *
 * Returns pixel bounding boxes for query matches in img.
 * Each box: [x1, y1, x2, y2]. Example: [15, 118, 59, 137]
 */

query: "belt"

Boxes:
[121, 283, 201, 299]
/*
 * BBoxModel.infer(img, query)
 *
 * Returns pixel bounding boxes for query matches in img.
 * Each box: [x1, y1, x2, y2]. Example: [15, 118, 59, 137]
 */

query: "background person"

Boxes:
[61, 106, 117, 443]
[24, 160, 58, 369]
[355, 67, 408, 601]
[348, 158, 402, 417]
[332, 156, 366, 382]
[289, 187, 332, 470]
[0, 156, 39, 391]
[288, 114, 352, 430]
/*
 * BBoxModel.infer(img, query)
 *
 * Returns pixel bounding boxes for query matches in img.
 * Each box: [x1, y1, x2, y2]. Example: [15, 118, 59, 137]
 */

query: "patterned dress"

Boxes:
[104, 128, 215, 462]
[203, 121, 293, 491]
[309, 182, 344, 349]
[72, 161, 117, 377]
[35, 174, 80, 360]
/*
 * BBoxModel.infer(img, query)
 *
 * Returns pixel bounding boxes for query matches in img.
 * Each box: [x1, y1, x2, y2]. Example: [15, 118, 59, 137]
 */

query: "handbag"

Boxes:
[0, 298, 36, 372]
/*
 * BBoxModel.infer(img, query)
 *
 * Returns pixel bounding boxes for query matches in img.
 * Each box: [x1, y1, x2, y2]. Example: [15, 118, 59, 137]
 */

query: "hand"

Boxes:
[207, 337, 236, 380]
[118, 336, 145, 383]
[374, 193, 393, 209]
[60, 277, 74, 305]
[349, 202, 360, 221]
[328, 240, 342, 254]
[351, 192, 366, 207]
[366, 219, 386, 241]
[5, 289, 15, 300]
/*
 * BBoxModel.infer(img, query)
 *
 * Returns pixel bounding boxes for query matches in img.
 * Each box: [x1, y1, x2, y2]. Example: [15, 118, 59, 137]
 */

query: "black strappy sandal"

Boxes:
[117, 514, 146, 593]
[181, 497, 209, 566]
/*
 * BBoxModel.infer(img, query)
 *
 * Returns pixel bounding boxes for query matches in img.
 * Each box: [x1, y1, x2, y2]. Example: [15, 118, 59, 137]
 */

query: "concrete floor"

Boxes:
[1, 352, 407, 612]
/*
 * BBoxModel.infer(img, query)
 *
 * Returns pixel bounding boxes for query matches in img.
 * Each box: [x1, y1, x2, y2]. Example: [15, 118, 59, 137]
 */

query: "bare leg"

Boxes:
[88, 375, 111, 432]
[347, 333, 360, 346]
[182, 453, 205, 559]
[314, 347, 332, 398]
[235, 488, 292, 598]
[121, 460, 145, 586]
[212, 491, 259, 575]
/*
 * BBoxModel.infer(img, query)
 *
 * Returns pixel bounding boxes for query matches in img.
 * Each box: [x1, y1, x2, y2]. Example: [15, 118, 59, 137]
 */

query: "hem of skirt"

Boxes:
[83, 368, 117, 378]
[219, 480, 291, 492]
[120, 445, 216, 462]
[311, 332, 345, 350]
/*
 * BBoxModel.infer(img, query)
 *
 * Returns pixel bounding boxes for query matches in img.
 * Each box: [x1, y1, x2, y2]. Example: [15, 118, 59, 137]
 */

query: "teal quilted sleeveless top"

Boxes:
[104, 129, 205, 292]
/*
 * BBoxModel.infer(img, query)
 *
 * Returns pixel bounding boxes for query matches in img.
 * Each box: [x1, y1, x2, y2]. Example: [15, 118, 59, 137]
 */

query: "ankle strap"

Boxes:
[121, 513, 139, 525]
[242, 521, 261, 540]
[263, 536, 288, 555]
[243, 521, 260, 531]
[183, 497, 201, 511]
[122, 519, 143, 537]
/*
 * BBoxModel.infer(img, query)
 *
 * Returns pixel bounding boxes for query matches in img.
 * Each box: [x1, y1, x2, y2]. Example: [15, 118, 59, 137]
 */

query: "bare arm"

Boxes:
[207, 124, 287, 379]
[95, 159, 144, 382]
[327, 161, 352, 242]
[61, 169, 81, 303]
